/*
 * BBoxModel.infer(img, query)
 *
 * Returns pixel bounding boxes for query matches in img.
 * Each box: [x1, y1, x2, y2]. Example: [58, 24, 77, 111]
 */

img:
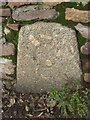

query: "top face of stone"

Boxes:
[17, 22, 82, 93]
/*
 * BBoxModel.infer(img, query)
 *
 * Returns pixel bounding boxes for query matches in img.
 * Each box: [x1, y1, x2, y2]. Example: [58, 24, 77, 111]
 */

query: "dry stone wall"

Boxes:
[0, 1, 90, 92]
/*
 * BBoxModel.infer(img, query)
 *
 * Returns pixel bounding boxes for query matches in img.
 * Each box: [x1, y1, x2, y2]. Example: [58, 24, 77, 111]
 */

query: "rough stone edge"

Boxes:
[16, 22, 83, 93]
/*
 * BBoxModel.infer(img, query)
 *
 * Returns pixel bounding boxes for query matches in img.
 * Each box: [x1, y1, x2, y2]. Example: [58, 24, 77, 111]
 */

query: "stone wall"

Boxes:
[0, 1, 90, 93]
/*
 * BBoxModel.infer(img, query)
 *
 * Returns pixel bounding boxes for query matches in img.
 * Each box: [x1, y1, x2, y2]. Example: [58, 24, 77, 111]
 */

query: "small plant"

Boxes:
[47, 81, 90, 118]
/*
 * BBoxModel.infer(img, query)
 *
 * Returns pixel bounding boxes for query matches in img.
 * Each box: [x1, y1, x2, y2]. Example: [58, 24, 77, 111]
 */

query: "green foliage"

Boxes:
[77, 33, 88, 59]
[2, 19, 7, 33]
[47, 82, 90, 118]
[25, 104, 29, 112]
[70, 91, 88, 117]
[5, 30, 19, 48]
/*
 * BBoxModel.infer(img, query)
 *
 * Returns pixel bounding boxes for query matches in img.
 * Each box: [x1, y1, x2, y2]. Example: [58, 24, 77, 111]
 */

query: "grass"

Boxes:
[47, 81, 90, 118]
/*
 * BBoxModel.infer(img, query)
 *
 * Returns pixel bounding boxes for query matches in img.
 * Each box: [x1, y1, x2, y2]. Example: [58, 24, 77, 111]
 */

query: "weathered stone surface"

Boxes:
[0, 28, 6, 44]
[0, 17, 5, 22]
[81, 59, 90, 70]
[81, 42, 90, 55]
[7, 23, 19, 31]
[8, 0, 36, 9]
[0, 58, 15, 80]
[75, 23, 90, 39]
[0, 81, 2, 90]
[82, 1, 88, 6]
[0, 37, 6, 44]
[4, 27, 10, 35]
[12, 6, 59, 21]
[65, 8, 90, 23]
[0, 43, 15, 56]
[44, 2, 60, 6]
[84, 73, 90, 83]
[0, 8, 11, 17]
[43, 0, 70, 6]
[0, 0, 6, 7]
[17, 22, 82, 93]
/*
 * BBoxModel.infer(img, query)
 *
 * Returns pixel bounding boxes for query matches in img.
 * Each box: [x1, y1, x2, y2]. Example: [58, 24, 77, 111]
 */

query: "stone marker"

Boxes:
[81, 42, 90, 55]
[0, 43, 15, 56]
[65, 8, 90, 23]
[0, 58, 15, 80]
[16, 22, 82, 93]
[75, 23, 90, 39]
[12, 5, 59, 21]
[0, 8, 11, 17]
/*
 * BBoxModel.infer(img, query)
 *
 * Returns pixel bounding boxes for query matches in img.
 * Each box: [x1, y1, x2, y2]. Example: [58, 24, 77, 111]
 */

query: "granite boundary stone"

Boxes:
[16, 22, 82, 93]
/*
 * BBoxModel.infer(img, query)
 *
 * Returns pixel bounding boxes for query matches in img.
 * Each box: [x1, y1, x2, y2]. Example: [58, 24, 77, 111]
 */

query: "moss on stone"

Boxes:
[5, 30, 18, 47]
